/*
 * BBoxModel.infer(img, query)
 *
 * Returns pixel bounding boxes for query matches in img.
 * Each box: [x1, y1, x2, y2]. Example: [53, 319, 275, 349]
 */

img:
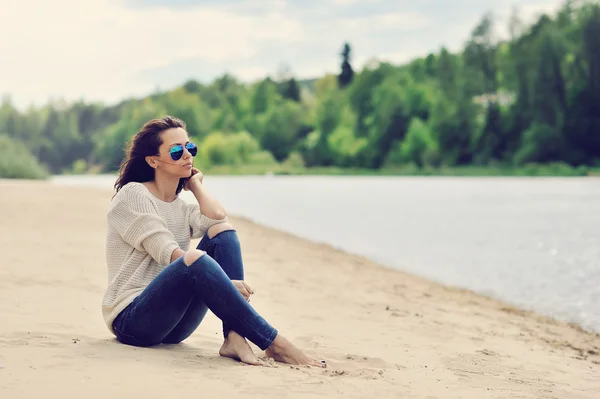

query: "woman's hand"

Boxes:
[232, 280, 254, 302]
[183, 168, 203, 191]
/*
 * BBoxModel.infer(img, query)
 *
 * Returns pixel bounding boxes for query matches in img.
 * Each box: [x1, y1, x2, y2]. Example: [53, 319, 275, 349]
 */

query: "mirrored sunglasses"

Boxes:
[169, 142, 197, 161]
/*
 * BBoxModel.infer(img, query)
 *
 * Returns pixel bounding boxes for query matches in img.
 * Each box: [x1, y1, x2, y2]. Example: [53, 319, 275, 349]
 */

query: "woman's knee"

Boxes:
[183, 249, 206, 266]
[208, 223, 235, 239]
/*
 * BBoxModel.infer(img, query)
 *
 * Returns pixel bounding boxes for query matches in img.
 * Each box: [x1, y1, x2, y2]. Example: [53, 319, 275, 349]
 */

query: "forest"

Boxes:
[1, 0, 599, 179]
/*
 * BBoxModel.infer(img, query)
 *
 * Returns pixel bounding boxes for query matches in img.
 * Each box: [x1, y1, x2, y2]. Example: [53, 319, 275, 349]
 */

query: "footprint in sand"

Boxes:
[342, 353, 391, 368]
[315, 352, 394, 380]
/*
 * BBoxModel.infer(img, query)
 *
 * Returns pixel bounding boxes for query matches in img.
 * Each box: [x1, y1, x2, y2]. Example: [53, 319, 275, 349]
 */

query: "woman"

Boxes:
[102, 115, 326, 368]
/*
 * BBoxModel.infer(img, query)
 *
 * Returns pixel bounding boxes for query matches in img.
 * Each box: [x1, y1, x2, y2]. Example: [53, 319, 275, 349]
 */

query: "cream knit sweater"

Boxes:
[102, 182, 226, 334]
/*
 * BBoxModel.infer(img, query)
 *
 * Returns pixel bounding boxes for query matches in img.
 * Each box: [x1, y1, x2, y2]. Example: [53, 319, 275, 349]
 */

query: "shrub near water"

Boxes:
[196, 131, 271, 168]
[0, 135, 48, 179]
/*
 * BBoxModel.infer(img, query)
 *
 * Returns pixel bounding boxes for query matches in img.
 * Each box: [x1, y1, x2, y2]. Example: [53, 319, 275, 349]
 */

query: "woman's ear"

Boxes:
[145, 155, 157, 169]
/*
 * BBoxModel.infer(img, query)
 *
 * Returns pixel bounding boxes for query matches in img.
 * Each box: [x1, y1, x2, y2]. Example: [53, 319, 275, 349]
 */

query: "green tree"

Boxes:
[280, 78, 301, 102]
[430, 96, 479, 166]
[463, 13, 499, 95]
[338, 42, 354, 88]
[363, 77, 410, 168]
[563, 4, 600, 163]
[258, 100, 306, 161]
[386, 117, 439, 168]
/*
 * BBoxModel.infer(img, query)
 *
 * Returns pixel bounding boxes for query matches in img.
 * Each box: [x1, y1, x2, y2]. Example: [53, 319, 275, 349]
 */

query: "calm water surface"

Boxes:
[52, 174, 600, 332]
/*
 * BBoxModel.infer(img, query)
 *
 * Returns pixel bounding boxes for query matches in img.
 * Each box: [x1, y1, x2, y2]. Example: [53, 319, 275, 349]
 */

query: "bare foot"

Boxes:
[265, 335, 326, 368]
[219, 331, 265, 366]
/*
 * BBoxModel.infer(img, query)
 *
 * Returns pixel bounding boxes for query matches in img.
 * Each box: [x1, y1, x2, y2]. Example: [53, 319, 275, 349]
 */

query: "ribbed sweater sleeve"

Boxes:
[108, 184, 180, 266]
[187, 202, 228, 239]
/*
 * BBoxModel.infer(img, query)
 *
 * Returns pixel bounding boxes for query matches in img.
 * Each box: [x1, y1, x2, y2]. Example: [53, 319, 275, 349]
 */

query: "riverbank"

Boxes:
[201, 162, 599, 177]
[5, 161, 600, 181]
[0, 179, 598, 398]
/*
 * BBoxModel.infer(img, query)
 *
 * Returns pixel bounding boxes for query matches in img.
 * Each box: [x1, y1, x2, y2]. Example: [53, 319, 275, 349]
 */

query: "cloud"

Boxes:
[1, 0, 304, 108]
[1, 0, 564, 109]
[335, 12, 430, 32]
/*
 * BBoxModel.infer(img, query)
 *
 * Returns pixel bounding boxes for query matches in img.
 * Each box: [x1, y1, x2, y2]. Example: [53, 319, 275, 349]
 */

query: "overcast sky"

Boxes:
[2, 0, 562, 109]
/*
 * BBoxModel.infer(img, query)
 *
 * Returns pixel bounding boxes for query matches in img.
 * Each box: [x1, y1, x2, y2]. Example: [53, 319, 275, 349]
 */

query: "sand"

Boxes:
[0, 179, 598, 398]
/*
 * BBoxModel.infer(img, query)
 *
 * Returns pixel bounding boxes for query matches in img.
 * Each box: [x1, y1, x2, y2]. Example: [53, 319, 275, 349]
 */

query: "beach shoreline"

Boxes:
[1, 179, 598, 398]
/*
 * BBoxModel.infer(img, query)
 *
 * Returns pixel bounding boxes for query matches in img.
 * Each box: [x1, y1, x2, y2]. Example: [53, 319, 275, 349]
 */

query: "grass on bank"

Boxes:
[203, 162, 599, 177]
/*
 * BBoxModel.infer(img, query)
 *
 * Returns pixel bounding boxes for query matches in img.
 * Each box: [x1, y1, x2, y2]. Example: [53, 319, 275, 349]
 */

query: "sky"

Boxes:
[2, 0, 563, 110]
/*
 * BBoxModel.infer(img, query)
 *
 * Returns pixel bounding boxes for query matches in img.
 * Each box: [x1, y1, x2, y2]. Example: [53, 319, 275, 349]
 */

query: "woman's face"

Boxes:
[153, 127, 197, 178]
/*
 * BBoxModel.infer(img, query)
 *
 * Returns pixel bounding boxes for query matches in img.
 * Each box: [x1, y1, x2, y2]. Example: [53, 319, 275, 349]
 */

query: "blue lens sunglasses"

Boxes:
[169, 142, 198, 161]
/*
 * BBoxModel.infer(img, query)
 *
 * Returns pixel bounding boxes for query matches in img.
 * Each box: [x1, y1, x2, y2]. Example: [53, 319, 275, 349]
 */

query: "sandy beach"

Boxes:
[0, 179, 598, 398]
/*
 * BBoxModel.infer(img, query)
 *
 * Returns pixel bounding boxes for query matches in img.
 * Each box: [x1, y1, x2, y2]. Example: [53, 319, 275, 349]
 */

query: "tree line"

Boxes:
[1, 0, 599, 178]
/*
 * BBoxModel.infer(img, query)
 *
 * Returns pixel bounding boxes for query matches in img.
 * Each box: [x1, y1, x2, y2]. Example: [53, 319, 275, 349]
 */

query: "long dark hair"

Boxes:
[114, 115, 188, 196]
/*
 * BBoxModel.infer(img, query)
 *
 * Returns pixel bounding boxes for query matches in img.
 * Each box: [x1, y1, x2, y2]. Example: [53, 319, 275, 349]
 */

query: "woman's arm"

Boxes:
[189, 183, 227, 220]
[185, 169, 227, 220]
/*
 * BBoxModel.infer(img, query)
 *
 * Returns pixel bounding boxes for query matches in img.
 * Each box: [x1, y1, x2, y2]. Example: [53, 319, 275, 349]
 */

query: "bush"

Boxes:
[282, 151, 305, 168]
[69, 159, 88, 174]
[385, 117, 439, 168]
[247, 151, 278, 165]
[198, 131, 263, 167]
[514, 123, 566, 165]
[0, 135, 49, 179]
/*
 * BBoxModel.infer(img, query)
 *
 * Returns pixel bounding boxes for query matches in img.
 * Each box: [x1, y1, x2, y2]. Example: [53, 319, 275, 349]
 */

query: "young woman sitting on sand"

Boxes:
[102, 115, 326, 368]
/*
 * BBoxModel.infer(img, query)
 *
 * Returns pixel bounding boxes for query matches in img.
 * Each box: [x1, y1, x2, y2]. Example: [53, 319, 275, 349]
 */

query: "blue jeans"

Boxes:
[112, 230, 279, 350]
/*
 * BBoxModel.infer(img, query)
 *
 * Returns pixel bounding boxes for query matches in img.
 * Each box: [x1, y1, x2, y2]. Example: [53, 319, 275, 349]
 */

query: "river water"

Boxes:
[52, 174, 600, 332]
